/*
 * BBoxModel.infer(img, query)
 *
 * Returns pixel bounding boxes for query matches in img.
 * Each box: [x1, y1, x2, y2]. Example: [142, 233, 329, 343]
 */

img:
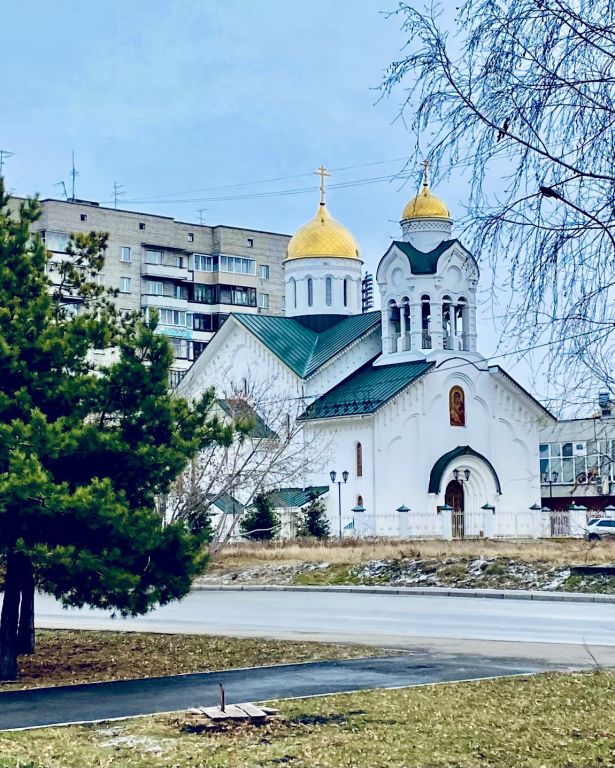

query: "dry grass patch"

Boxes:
[213, 537, 615, 568]
[2, 670, 615, 767]
[0, 630, 382, 692]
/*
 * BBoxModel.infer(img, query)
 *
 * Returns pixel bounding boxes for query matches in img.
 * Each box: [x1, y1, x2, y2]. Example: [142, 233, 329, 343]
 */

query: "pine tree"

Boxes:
[240, 493, 279, 541]
[0, 181, 231, 680]
[298, 491, 330, 539]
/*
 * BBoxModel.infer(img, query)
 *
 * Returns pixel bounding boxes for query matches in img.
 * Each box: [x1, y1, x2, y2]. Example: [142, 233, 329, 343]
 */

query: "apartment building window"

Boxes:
[169, 369, 186, 389]
[188, 233, 194, 242]
[80, 213, 87, 222]
[194, 314, 211, 331]
[145, 250, 162, 264]
[139, 222, 146, 230]
[40, 230, 70, 252]
[193, 341, 207, 359]
[158, 309, 189, 326]
[258, 293, 269, 309]
[193, 284, 215, 304]
[95, 274, 105, 287]
[247, 238, 254, 247]
[173, 284, 188, 300]
[168, 337, 191, 359]
[194, 254, 217, 271]
[121, 246, 131, 263]
[219, 255, 255, 275]
[120, 277, 132, 293]
[260, 264, 270, 280]
[144, 280, 164, 295]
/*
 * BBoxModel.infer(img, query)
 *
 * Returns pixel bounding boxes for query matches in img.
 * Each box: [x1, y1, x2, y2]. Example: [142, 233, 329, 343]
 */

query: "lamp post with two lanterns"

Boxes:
[330, 469, 349, 539]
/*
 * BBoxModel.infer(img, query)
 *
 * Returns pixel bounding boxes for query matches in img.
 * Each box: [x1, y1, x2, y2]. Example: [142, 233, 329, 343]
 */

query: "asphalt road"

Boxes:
[0, 653, 546, 731]
[36, 589, 615, 648]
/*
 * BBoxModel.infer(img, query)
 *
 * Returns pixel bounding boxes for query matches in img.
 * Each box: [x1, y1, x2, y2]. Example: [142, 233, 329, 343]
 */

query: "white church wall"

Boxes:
[304, 416, 375, 538]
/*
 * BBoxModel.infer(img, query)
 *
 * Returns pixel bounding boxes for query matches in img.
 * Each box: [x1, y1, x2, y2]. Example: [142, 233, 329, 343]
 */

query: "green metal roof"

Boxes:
[208, 493, 243, 515]
[265, 486, 329, 509]
[303, 359, 434, 419]
[233, 312, 381, 378]
[392, 239, 459, 274]
[428, 445, 502, 494]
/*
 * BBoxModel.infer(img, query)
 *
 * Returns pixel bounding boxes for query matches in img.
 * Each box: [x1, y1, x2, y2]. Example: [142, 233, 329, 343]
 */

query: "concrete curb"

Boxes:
[193, 583, 615, 604]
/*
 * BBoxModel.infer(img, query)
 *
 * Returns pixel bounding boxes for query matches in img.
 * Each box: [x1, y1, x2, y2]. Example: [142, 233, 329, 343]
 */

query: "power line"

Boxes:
[101, 148, 517, 208]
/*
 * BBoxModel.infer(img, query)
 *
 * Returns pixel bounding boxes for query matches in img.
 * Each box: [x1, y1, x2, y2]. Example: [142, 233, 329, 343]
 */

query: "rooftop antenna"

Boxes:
[0, 149, 14, 177]
[70, 151, 79, 200]
[112, 181, 126, 209]
[197, 208, 207, 226]
[55, 181, 68, 201]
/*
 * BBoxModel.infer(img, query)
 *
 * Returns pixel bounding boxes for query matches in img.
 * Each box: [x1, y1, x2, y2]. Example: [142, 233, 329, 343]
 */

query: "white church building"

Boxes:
[181, 169, 557, 539]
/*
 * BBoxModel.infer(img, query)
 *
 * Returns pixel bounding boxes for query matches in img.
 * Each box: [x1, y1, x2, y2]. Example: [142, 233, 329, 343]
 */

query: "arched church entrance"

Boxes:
[445, 479, 465, 538]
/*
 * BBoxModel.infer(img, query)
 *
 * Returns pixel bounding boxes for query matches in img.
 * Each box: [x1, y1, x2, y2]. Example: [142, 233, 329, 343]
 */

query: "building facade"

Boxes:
[13, 196, 290, 385]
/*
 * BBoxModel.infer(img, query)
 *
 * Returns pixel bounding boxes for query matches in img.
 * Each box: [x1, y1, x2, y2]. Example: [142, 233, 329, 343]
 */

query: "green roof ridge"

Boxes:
[233, 311, 381, 378]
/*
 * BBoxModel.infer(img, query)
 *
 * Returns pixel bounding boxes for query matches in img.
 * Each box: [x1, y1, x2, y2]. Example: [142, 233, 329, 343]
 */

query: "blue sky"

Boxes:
[2, 0, 543, 396]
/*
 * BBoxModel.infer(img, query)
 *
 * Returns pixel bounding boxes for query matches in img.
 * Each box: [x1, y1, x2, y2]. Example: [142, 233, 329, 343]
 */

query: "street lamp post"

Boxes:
[542, 470, 559, 499]
[330, 469, 349, 539]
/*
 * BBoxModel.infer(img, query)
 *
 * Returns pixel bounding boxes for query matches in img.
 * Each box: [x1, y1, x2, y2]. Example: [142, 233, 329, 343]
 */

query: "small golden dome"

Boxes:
[402, 182, 450, 221]
[286, 202, 360, 261]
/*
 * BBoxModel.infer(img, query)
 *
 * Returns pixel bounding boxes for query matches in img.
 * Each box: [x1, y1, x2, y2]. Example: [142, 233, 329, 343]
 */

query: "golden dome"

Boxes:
[286, 202, 360, 261]
[402, 182, 450, 221]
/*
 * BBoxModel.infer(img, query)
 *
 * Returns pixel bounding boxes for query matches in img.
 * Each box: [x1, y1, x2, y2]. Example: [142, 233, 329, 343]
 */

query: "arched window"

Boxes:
[289, 277, 296, 309]
[307, 277, 313, 307]
[343, 278, 349, 307]
[356, 442, 363, 477]
[357, 495, 364, 506]
[387, 299, 400, 353]
[325, 277, 332, 306]
[421, 294, 431, 349]
[442, 295, 453, 350]
[456, 297, 467, 351]
[449, 386, 466, 427]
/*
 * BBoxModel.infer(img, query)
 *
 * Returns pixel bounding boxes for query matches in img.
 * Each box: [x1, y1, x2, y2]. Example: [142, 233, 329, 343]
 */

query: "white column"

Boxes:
[397, 303, 407, 353]
[440, 506, 453, 540]
[410, 303, 422, 351]
[398, 507, 410, 539]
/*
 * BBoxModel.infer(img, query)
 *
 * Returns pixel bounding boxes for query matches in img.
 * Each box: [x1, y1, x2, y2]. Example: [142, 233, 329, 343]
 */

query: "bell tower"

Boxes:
[375, 168, 480, 363]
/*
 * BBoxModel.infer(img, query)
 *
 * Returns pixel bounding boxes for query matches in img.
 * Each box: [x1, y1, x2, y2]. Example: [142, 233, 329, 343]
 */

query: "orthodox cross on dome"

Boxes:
[421, 159, 430, 187]
[314, 164, 331, 204]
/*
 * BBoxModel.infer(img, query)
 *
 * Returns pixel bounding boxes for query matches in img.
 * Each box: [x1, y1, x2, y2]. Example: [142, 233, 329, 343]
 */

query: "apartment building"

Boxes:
[13, 196, 290, 386]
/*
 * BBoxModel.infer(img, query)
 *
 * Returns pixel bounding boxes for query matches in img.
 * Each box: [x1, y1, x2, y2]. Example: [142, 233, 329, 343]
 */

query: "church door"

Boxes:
[445, 480, 465, 538]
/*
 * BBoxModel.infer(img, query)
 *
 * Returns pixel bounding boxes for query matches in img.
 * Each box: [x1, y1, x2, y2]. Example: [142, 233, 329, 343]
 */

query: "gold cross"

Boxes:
[421, 159, 430, 186]
[314, 164, 331, 204]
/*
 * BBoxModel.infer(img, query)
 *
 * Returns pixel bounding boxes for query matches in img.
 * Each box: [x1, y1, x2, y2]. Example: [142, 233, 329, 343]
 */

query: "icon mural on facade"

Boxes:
[449, 386, 465, 427]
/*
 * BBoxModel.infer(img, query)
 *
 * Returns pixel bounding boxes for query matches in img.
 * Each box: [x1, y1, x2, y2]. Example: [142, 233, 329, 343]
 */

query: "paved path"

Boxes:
[0, 653, 547, 731]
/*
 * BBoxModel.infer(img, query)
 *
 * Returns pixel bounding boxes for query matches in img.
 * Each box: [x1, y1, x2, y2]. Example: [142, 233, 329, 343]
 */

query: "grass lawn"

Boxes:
[0, 630, 382, 692]
[212, 537, 615, 567]
[1, 670, 614, 767]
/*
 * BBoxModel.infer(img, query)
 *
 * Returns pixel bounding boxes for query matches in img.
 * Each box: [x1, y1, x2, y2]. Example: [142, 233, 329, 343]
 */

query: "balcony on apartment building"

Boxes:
[141, 247, 191, 281]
